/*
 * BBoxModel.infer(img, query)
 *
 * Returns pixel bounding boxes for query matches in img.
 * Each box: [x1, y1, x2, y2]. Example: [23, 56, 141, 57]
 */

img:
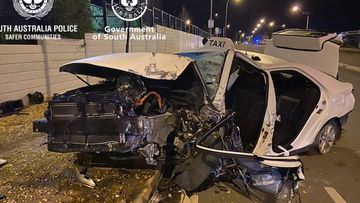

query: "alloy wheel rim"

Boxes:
[318, 124, 336, 154]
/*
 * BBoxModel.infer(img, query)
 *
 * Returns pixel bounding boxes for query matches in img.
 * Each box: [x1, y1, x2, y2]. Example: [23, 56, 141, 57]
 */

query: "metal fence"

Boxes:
[90, 3, 210, 38]
[339, 30, 360, 48]
[143, 7, 210, 38]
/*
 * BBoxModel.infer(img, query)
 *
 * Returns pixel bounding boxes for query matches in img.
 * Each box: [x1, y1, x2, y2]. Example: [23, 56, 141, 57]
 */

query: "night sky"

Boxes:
[162, 0, 359, 38]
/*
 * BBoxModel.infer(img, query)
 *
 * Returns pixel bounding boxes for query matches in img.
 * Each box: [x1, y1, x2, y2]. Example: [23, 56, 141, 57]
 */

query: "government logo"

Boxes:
[111, 0, 148, 22]
[13, 0, 54, 20]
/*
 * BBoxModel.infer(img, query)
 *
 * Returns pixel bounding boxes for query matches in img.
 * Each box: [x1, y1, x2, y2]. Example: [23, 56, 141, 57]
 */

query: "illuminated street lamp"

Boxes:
[236, 30, 242, 42]
[186, 19, 191, 33]
[282, 24, 286, 28]
[238, 32, 245, 43]
[268, 21, 276, 36]
[227, 24, 231, 29]
[291, 5, 310, 30]
[292, 6, 299, 12]
[224, 0, 241, 37]
[215, 13, 219, 17]
[253, 18, 265, 34]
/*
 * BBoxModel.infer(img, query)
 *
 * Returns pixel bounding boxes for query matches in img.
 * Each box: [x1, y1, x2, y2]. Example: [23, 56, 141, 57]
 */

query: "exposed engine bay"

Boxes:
[34, 64, 303, 202]
[44, 66, 208, 158]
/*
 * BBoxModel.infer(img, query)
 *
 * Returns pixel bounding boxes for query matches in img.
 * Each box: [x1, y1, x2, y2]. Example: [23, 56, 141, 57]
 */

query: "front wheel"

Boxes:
[314, 120, 340, 154]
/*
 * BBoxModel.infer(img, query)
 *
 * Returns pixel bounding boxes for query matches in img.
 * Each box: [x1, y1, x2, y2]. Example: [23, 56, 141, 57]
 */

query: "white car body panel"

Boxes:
[61, 52, 193, 80]
[212, 50, 234, 112]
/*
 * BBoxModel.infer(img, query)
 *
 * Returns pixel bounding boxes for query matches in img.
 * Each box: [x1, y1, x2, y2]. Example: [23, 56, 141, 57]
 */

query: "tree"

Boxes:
[49, 0, 93, 39]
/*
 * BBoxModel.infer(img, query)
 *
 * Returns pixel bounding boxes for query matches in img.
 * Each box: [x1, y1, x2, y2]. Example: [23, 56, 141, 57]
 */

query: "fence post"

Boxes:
[40, 40, 51, 98]
[175, 18, 177, 30]
[152, 8, 155, 26]
[83, 35, 90, 83]
[111, 34, 115, 54]
[161, 11, 164, 26]
[169, 14, 171, 28]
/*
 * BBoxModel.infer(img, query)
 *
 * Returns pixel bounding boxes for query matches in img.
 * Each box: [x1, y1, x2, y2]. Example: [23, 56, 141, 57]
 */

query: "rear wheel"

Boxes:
[314, 120, 340, 154]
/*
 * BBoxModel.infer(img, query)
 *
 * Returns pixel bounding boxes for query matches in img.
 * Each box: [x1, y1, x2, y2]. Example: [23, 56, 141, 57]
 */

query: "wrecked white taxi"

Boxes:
[33, 37, 354, 202]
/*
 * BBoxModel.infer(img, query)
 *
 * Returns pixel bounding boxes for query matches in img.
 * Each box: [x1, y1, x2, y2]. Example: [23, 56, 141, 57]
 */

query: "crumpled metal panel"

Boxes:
[60, 53, 193, 80]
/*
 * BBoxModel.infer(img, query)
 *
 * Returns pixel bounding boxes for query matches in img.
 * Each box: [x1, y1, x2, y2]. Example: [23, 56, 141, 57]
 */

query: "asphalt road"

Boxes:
[340, 48, 360, 67]
[196, 68, 360, 203]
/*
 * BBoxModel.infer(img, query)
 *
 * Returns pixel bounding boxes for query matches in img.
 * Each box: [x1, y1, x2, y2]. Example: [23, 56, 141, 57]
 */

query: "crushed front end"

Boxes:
[33, 64, 210, 167]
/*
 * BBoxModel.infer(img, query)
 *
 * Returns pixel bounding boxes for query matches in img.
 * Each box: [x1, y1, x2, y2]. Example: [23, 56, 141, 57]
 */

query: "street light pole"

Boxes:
[224, 0, 230, 37]
[210, 0, 213, 36]
[306, 14, 310, 30]
[292, 6, 310, 30]
[300, 10, 310, 30]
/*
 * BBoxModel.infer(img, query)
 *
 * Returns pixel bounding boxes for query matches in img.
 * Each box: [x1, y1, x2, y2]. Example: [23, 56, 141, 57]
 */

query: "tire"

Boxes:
[314, 120, 340, 155]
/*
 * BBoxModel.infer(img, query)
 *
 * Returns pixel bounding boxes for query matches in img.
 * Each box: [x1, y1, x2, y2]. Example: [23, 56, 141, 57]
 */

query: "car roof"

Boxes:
[234, 49, 295, 70]
[180, 47, 298, 70]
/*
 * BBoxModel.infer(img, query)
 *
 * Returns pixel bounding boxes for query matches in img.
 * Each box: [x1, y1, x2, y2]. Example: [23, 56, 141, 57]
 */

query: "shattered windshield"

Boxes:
[177, 51, 228, 99]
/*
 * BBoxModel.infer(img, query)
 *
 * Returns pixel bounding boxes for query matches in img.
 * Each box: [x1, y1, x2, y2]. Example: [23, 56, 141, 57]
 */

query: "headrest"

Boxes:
[237, 71, 264, 89]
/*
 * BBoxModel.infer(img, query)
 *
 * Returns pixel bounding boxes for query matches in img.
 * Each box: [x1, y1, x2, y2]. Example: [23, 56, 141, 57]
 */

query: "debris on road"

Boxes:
[75, 168, 96, 189]
[0, 159, 7, 167]
[0, 192, 6, 200]
[0, 99, 24, 117]
[27, 91, 45, 105]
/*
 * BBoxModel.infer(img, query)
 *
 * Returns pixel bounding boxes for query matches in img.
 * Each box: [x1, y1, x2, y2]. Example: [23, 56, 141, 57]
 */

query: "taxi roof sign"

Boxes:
[204, 37, 235, 50]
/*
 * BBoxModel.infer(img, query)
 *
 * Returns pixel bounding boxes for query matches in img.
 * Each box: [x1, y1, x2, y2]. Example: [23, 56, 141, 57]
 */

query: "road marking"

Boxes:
[324, 187, 347, 203]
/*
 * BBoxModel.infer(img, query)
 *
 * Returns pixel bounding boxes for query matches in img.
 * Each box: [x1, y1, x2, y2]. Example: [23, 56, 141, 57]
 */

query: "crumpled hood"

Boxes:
[60, 52, 193, 80]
